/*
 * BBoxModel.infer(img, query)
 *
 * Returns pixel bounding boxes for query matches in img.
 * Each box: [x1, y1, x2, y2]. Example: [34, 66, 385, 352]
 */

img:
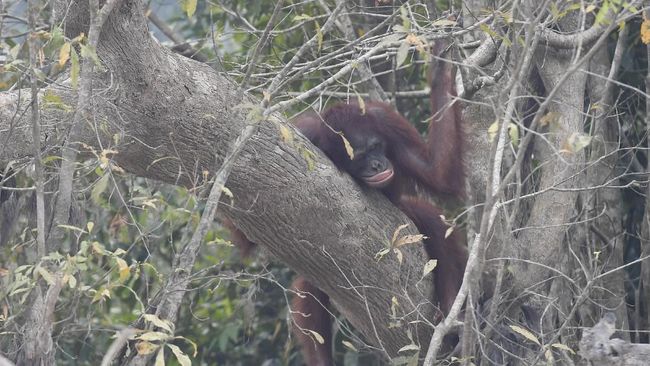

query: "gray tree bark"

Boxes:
[0, 0, 437, 359]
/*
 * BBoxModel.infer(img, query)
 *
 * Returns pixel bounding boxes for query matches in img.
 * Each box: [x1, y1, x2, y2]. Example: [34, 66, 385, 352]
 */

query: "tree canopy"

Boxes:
[1, 0, 650, 365]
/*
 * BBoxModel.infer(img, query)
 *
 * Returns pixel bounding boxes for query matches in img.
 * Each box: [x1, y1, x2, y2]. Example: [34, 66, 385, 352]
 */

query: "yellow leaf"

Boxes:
[539, 112, 560, 127]
[182, 0, 197, 18]
[405, 33, 426, 53]
[91, 241, 106, 255]
[59, 42, 71, 67]
[115, 257, 130, 283]
[86, 221, 94, 233]
[279, 125, 294, 144]
[487, 121, 498, 142]
[92, 288, 111, 303]
[562, 132, 592, 154]
[221, 186, 233, 200]
[136, 340, 159, 355]
[641, 19, 650, 44]
[300, 146, 316, 171]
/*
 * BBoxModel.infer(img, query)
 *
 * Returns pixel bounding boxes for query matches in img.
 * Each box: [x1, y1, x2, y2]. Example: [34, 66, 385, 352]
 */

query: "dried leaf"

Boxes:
[551, 343, 575, 354]
[394, 234, 425, 247]
[444, 226, 454, 239]
[155, 348, 165, 366]
[138, 331, 172, 342]
[167, 344, 191, 366]
[391, 224, 410, 246]
[279, 125, 294, 144]
[307, 330, 325, 344]
[562, 132, 592, 154]
[642, 18, 650, 44]
[393, 247, 403, 264]
[143, 314, 174, 333]
[59, 42, 71, 67]
[422, 260, 438, 277]
[342, 340, 358, 352]
[398, 344, 420, 353]
[509, 325, 541, 345]
[341, 135, 354, 159]
[136, 341, 159, 355]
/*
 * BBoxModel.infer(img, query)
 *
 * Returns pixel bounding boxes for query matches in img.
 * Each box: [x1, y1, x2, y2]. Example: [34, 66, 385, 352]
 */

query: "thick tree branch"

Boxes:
[0, 0, 438, 357]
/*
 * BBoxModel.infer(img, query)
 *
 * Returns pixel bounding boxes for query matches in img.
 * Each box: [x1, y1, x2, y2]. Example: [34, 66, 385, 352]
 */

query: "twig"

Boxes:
[240, 0, 284, 89]
[49, 0, 121, 249]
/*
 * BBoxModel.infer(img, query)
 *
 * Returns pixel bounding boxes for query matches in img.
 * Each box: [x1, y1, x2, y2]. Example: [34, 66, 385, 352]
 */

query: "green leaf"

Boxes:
[181, 0, 197, 18]
[91, 173, 110, 205]
[595, 1, 611, 26]
[70, 47, 80, 89]
[396, 41, 410, 68]
[36, 266, 55, 285]
[508, 123, 519, 147]
[80, 44, 102, 68]
[399, 6, 411, 31]
[315, 22, 323, 53]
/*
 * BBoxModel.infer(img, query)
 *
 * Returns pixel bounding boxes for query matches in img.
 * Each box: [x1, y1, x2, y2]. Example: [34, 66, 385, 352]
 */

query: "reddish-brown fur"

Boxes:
[227, 42, 467, 365]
